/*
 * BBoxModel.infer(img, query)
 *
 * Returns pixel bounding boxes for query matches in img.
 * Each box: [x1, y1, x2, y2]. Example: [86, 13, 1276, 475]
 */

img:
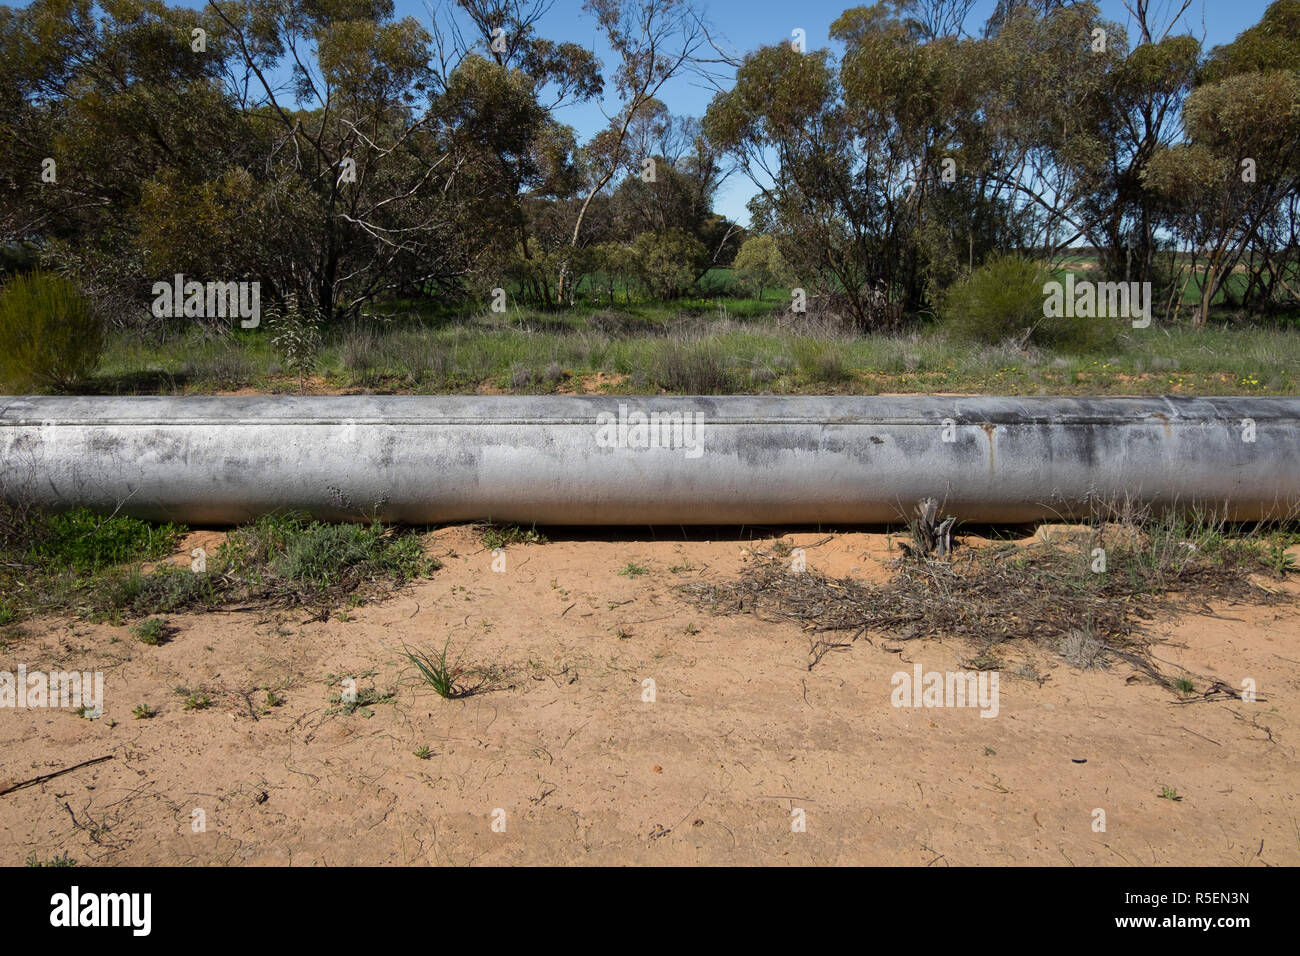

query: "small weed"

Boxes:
[1158, 785, 1183, 802]
[130, 617, 169, 645]
[326, 684, 394, 716]
[618, 562, 648, 577]
[1269, 541, 1296, 575]
[414, 746, 432, 759]
[480, 523, 548, 549]
[1173, 676, 1196, 695]
[183, 692, 213, 712]
[25, 852, 77, 867]
[132, 704, 156, 719]
[406, 641, 459, 699]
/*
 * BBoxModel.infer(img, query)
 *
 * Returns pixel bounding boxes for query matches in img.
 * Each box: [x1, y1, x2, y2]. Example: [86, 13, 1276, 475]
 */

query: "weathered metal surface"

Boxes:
[2, 395, 1297, 524]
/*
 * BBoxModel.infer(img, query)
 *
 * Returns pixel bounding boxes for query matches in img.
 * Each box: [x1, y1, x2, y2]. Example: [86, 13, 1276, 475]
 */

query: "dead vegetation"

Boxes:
[684, 506, 1294, 696]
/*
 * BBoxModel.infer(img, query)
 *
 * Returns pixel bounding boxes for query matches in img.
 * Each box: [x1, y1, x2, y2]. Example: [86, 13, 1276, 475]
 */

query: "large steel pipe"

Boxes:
[2, 395, 1298, 524]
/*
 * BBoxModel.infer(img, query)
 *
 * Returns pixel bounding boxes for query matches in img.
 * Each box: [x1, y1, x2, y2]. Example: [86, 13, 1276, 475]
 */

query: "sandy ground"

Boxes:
[2, 525, 1298, 866]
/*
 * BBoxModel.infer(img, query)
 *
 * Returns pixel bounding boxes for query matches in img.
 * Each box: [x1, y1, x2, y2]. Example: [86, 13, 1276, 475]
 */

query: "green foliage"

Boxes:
[130, 617, 169, 646]
[0, 271, 103, 391]
[791, 339, 852, 384]
[939, 256, 1117, 351]
[1203, 0, 1300, 80]
[2, 502, 438, 622]
[405, 641, 459, 699]
[182, 691, 213, 711]
[632, 230, 708, 301]
[27, 508, 185, 576]
[221, 513, 437, 590]
[480, 523, 548, 549]
[731, 235, 794, 299]
[268, 294, 322, 384]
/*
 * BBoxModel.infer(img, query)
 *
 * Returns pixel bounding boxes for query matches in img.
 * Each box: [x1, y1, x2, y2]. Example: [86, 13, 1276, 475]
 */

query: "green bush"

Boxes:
[732, 235, 794, 300]
[632, 230, 708, 301]
[0, 271, 104, 391]
[938, 255, 1118, 351]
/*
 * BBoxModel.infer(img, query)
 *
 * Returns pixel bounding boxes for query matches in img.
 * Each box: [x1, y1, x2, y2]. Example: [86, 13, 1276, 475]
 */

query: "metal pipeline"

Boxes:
[2, 395, 1298, 525]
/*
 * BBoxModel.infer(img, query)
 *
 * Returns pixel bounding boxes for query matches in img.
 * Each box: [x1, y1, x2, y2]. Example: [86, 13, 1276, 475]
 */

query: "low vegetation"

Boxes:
[0, 504, 440, 624]
[0, 271, 103, 392]
[685, 505, 1297, 693]
[68, 283, 1299, 399]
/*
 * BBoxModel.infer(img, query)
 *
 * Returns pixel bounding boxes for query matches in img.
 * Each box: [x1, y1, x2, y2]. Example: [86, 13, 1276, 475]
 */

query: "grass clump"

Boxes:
[130, 617, 169, 645]
[0, 271, 104, 391]
[652, 341, 736, 393]
[405, 640, 460, 699]
[219, 513, 439, 599]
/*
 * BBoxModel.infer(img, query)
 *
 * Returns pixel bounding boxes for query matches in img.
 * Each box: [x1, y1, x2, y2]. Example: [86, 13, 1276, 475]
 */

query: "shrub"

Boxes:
[938, 255, 1118, 351]
[267, 293, 321, 383]
[130, 617, 169, 645]
[632, 230, 708, 301]
[0, 271, 104, 391]
[732, 235, 794, 300]
[653, 341, 736, 393]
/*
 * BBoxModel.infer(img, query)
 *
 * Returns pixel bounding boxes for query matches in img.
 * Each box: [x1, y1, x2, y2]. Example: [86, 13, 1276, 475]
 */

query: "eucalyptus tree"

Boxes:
[555, 0, 705, 302]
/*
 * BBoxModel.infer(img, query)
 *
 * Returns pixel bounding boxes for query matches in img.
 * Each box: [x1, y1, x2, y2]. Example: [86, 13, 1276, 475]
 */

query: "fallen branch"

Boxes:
[0, 755, 114, 796]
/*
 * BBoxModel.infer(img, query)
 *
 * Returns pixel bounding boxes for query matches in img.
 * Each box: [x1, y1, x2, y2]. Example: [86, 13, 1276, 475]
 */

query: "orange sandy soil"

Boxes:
[2, 526, 1298, 866]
